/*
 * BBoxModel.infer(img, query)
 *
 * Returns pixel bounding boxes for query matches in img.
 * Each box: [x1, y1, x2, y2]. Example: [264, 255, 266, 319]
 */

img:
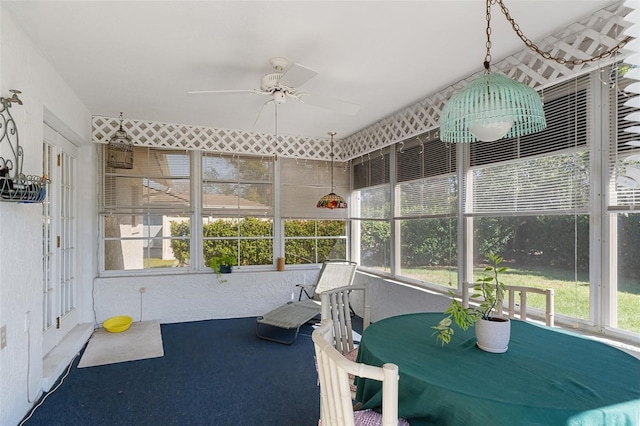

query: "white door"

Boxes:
[42, 124, 78, 356]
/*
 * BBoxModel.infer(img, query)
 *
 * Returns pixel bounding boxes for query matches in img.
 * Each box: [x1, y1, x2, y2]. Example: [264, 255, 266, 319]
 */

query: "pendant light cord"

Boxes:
[329, 132, 336, 192]
[274, 104, 278, 160]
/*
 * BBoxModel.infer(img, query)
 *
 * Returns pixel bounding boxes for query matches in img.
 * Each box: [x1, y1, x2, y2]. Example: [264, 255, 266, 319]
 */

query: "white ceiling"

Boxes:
[4, 0, 616, 140]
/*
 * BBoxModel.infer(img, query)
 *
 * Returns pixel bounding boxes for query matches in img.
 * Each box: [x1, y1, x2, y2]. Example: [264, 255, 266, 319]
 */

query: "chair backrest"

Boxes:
[462, 281, 555, 326]
[320, 284, 370, 355]
[312, 320, 400, 426]
[312, 260, 358, 300]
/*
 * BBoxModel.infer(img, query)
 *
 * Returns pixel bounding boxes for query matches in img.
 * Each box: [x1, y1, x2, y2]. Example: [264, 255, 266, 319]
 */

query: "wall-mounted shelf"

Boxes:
[0, 90, 49, 203]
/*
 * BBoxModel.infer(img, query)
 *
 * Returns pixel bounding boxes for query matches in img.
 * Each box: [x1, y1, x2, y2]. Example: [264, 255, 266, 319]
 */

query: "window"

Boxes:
[100, 148, 275, 272]
[396, 130, 458, 287]
[283, 219, 347, 264]
[353, 150, 391, 272]
[101, 146, 191, 271]
[607, 66, 640, 334]
[280, 158, 350, 265]
[466, 75, 591, 319]
[201, 153, 274, 268]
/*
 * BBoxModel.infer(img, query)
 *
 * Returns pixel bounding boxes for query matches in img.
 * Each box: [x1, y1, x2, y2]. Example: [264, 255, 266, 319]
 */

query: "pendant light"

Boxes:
[317, 132, 347, 209]
[440, 0, 630, 143]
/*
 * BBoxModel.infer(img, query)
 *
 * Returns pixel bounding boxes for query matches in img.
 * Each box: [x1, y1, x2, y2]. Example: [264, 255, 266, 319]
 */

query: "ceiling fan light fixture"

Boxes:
[273, 90, 286, 104]
[317, 132, 347, 209]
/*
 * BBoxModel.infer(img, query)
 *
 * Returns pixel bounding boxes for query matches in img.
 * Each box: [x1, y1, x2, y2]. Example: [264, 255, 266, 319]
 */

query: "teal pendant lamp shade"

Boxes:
[440, 73, 546, 143]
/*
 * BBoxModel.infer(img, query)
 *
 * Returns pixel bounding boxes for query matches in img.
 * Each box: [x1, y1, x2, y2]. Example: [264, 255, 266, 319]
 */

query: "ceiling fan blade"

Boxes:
[253, 99, 274, 128]
[302, 93, 360, 116]
[187, 89, 258, 96]
[278, 63, 318, 88]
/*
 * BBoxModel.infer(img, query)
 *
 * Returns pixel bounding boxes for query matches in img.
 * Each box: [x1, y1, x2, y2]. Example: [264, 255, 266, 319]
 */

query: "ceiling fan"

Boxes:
[187, 57, 360, 125]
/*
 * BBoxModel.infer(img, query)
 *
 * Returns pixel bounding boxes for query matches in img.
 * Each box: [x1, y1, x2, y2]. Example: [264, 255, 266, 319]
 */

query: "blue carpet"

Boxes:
[22, 317, 321, 426]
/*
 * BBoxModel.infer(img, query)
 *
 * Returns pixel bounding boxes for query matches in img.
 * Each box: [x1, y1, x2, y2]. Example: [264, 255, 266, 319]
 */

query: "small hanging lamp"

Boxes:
[317, 132, 347, 209]
[440, 0, 630, 143]
[439, 0, 545, 143]
[107, 112, 134, 169]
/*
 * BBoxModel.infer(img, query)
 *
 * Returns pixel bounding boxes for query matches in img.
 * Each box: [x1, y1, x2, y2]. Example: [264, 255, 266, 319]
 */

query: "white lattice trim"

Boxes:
[92, 115, 348, 161]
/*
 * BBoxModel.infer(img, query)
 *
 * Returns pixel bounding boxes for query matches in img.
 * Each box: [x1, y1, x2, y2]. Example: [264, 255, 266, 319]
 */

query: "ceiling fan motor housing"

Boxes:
[261, 73, 284, 92]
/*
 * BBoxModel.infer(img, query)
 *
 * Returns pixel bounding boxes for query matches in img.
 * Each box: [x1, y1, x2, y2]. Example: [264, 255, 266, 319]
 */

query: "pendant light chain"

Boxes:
[496, 0, 631, 66]
[484, 0, 494, 72]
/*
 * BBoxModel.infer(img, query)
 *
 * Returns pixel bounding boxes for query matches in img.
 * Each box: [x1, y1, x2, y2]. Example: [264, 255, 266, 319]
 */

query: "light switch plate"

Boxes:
[0, 325, 6, 349]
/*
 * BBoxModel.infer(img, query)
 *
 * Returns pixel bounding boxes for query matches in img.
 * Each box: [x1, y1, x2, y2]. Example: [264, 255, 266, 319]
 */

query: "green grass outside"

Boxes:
[401, 266, 640, 333]
[144, 258, 177, 268]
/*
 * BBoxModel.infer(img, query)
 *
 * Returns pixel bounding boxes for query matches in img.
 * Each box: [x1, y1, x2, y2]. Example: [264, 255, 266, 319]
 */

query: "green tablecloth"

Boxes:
[355, 313, 640, 426]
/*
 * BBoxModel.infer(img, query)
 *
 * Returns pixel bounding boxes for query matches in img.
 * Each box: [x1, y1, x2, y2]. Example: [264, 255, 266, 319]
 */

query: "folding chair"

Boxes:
[256, 260, 357, 344]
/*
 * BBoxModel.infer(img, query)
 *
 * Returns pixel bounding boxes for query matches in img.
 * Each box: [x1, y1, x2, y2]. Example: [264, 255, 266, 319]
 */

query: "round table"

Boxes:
[355, 313, 640, 426]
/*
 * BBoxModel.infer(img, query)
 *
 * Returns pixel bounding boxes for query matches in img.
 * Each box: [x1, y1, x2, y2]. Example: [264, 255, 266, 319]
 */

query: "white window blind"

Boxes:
[469, 75, 591, 215]
[354, 185, 390, 220]
[396, 131, 457, 218]
[280, 158, 350, 219]
[470, 152, 590, 214]
[609, 66, 640, 210]
[101, 146, 191, 213]
[353, 150, 390, 189]
[352, 149, 390, 220]
[202, 153, 273, 216]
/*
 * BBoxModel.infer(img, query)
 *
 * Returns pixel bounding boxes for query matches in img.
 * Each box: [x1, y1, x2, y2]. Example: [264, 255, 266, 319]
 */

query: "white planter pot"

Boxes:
[475, 317, 511, 353]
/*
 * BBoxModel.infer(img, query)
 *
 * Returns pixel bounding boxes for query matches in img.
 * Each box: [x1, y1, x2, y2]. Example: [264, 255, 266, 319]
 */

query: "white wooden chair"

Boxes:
[462, 281, 555, 326]
[320, 283, 370, 359]
[320, 283, 370, 396]
[312, 320, 409, 426]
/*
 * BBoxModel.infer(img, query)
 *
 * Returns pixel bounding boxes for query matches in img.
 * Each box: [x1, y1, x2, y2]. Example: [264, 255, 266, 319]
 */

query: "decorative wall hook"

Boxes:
[0, 89, 23, 110]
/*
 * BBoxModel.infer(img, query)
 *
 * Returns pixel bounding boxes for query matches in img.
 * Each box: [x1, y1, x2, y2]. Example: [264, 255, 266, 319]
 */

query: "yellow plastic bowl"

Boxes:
[103, 315, 133, 333]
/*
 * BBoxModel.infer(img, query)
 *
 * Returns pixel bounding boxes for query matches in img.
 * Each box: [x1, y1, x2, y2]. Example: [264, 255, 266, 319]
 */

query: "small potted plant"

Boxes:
[208, 253, 237, 283]
[433, 253, 510, 353]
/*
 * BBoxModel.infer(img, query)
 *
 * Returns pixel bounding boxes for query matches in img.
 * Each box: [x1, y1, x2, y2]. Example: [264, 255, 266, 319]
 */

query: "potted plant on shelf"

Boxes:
[433, 252, 511, 353]
[208, 254, 237, 283]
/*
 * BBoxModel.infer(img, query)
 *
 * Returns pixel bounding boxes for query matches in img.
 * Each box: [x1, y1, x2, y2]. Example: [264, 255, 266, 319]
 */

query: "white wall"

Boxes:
[0, 7, 92, 426]
[93, 269, 450, 325]
[93, 269, 322, 324]
[353, 271, 450, 322]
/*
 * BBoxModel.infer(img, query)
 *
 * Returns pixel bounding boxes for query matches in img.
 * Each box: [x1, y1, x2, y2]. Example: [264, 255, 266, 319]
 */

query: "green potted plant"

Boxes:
[433, 253, 511, 353]
[208, 253, 237, 283]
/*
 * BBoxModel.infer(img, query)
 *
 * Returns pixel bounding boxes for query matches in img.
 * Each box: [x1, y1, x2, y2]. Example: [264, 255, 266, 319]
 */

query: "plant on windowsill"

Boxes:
[433, 253, 511, 353]
[208, 254, 237, 283]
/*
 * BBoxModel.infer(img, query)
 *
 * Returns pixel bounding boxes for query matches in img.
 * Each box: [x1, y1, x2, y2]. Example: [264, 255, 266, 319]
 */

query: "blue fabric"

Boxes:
[355, 313, 640, 426]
